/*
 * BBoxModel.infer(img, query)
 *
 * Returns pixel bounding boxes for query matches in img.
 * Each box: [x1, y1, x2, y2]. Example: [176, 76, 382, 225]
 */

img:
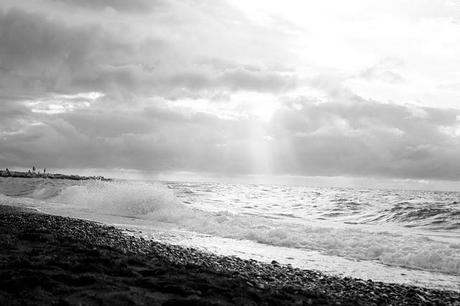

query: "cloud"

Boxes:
[0, 7, 297, 102]
[0, 99, 32, 134]
[0, 8, 123, 96]
[1, 90, 460, 180]
[355, 58, 406, 84]
[270, 98, 460, 180]
[1, 1, 460, 184]
[51, 0, 159, 13]
[162, 66, 297, 95]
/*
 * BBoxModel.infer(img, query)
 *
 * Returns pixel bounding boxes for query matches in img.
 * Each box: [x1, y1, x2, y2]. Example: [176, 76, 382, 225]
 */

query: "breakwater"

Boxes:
[0, 170, 110, 181]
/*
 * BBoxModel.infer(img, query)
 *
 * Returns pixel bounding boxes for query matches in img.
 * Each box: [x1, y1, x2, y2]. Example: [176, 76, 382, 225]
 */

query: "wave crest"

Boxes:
[53, 180, 181, 217]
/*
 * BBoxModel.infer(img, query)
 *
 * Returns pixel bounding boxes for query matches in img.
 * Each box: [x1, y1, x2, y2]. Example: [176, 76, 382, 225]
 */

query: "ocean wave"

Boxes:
[359, 202, 460, 230]
[41, 180, 460, 275]
[53, 181, 180, 217]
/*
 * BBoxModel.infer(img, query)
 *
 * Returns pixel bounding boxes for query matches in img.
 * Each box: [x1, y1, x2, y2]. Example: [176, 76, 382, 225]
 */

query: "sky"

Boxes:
[1, 0, 460, 188]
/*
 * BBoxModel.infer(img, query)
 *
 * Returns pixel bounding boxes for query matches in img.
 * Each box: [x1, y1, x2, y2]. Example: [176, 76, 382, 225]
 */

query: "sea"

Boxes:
[0, 177, 459, 291]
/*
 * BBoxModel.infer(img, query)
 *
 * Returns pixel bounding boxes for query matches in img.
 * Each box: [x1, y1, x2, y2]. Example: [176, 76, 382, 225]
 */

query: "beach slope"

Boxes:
[0, 205, 458, 305]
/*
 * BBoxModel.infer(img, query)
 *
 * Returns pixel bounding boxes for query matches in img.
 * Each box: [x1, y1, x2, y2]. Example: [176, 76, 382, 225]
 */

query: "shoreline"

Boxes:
[0, 205, 458, 305]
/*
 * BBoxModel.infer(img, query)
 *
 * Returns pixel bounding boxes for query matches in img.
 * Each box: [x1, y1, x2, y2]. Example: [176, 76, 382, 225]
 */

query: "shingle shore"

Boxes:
[0, 205, 458, 305]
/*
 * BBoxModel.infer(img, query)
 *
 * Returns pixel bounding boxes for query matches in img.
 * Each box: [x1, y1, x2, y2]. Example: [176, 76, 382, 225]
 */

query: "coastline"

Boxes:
[0, 205, 458, 306]
[0, 170, 110, 181]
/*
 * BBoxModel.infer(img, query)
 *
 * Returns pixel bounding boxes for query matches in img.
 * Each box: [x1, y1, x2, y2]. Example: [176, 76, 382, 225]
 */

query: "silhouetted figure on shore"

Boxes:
[5, 168, 11, 176]
[32, 166, 36, 172]
[44, 168, 46, 174]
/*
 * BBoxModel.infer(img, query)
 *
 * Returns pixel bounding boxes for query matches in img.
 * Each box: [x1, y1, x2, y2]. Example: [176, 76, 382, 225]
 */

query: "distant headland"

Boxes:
[0, 168, 111, 181]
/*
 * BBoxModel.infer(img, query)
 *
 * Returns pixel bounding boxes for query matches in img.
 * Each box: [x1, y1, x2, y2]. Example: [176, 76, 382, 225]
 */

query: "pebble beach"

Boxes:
[0, 205, 458, 306]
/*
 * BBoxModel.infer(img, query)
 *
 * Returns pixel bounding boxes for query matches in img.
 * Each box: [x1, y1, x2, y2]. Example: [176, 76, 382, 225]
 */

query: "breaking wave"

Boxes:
[38, 180, 460, 275]
[53, 181, 180, 218]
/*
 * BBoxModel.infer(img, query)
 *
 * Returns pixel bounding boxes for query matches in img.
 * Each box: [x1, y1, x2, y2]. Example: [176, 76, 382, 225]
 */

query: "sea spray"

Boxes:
[54, 180, 181, 217]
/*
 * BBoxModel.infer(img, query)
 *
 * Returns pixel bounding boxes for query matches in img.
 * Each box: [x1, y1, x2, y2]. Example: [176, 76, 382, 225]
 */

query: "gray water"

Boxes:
[0, 177, 459, 291]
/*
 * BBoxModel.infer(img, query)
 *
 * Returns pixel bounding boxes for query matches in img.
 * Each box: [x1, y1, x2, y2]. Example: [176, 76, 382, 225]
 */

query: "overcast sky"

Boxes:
[1, 0, 460, 186]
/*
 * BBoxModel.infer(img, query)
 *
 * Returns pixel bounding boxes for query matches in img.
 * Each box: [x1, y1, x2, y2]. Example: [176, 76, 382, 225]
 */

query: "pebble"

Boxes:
[1, 205, 459, 306]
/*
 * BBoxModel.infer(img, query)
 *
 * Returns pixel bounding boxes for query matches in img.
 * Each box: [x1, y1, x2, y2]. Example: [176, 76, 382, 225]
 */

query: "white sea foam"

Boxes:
[43, 180, 460, 275]
[53, 181, 180, 217]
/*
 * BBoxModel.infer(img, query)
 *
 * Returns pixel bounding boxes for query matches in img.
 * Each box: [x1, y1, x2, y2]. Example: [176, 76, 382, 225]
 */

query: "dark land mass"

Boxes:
[0, 205, 458, 306]
[0, 170, 110, 181]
